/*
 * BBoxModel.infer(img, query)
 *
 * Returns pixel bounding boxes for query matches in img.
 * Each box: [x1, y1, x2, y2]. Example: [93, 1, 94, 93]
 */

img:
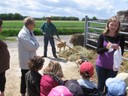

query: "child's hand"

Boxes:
[112, 44, 119, 50]
[106, 42, 112, 49]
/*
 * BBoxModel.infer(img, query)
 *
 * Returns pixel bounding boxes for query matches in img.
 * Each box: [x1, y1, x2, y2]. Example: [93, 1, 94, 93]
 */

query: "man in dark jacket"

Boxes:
[0, 19, 10, 96]
[41, 17, 60, 58]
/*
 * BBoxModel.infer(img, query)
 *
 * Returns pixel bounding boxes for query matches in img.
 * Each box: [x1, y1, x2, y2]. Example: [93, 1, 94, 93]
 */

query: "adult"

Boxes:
[0, 19, 10, 96]
[18, 17, 39, 96]
[40, 17, 60, 58]
[95, 16, 125, 95]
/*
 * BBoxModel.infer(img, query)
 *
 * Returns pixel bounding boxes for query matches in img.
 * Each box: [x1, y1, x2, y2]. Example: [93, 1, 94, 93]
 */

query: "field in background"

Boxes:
[1, 20, 85, 36]
[3, 20, 84, 29]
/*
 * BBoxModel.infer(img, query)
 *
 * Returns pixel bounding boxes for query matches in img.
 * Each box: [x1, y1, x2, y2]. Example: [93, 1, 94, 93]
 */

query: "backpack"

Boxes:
[81, 86, 101, 96]
[65, 80, 84, 96]
[65, 79, 101, 96]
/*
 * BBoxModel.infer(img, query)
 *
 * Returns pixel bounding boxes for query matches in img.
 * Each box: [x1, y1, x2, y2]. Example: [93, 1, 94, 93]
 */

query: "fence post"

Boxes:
[84, 15, 88, 47]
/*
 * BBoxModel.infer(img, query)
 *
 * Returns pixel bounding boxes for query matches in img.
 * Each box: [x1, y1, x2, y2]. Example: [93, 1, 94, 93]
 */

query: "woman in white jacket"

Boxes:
[18, 17, 39, 96]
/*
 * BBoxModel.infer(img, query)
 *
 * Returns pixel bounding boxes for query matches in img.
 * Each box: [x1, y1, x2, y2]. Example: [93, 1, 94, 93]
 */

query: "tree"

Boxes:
[13, 13, 23, 20]
[92, 16, 97, 20]
[7, 13, 13, 20]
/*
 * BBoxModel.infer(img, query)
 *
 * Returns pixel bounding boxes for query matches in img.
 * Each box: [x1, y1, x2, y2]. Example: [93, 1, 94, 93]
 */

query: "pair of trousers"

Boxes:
[44, 35, 56, 56]
[20, 69, 29, 94]
[96, 65, 118, 93]
[0, 71, 6, 92]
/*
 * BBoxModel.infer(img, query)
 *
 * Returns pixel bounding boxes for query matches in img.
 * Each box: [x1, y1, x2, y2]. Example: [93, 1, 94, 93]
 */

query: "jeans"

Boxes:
[20, 69, 29, 94]
[0, 72, 6, 92]
[96, 65, 118, 93]
[44, 35, 56, 56]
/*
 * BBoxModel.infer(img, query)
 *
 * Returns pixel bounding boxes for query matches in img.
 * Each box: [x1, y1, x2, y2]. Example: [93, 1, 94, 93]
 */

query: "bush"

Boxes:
[0, 29, 20, 36]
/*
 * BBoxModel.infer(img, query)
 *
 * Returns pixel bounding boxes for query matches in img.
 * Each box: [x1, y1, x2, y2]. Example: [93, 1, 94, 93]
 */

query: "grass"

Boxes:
[3, 20, 84, 30]
[1, 20, 106, 37]
[0, 35, 16, 41]
[1, 20, 85, 36]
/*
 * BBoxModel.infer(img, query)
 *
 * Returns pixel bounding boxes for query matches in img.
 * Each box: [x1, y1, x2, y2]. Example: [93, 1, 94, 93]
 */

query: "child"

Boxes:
[76, 55, 88, 72]
[95, 16, 125, 94]
[40, 61, 64, 96]
[65, 80, 84, 96]
[25, 56, 45, 96]
[77, 62, 100, 96]
[48, 85, 73, 96]
[105, 77, 127, 96]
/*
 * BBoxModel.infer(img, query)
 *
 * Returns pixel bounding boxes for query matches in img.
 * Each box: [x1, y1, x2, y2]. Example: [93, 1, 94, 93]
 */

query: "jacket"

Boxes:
[25, 70, 42, 96]
[0, 39, 10, 73]
[40, 73, 63, 96]
[18, 26, 39, 69]
[41, 22, 59, 38]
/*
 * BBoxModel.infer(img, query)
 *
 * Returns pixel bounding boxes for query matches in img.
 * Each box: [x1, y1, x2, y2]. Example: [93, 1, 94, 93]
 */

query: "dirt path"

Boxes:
[5, 36, 80, 96]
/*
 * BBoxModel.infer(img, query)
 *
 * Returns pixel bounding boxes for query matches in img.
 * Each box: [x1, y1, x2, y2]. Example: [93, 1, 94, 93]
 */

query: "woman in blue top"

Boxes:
[95, 16, 125, 95]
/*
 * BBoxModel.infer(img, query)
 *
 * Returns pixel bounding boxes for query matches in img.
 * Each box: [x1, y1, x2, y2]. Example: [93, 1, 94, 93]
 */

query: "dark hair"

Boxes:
[0, 19, 3, 27]
[28, 56, 45, 70]
[80, 71, 90, 78]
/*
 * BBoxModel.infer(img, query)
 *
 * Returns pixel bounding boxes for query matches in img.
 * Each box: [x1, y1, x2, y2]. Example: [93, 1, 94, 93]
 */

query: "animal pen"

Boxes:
[84, 15, 128, 61]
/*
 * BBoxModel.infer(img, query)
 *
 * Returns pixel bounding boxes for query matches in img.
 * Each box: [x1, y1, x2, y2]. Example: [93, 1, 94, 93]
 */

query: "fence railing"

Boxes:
[84, 15, 128, 60]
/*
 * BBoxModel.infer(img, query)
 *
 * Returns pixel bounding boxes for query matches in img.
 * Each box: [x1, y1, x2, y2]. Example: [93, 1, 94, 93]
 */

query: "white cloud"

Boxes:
[0, 0, 128, 20]
[47, 0, 60, 3]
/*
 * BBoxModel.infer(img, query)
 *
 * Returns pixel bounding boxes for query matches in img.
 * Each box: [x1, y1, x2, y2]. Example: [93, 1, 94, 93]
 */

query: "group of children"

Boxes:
[25, 55, 127, 96]
[25, 56, 64, 96]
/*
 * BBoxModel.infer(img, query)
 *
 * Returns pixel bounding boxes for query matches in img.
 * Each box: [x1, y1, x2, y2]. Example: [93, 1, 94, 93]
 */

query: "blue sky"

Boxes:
[0, 0, 128, 20]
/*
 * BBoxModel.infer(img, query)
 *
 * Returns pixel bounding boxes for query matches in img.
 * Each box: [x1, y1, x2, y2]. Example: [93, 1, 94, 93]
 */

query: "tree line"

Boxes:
[0, 13, 98, 21]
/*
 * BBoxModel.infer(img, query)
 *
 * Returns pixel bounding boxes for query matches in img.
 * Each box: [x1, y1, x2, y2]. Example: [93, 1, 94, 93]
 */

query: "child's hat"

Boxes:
[48, 85, 73, 96]
[106, 77, 126, 96]
[80, 62, 94, 77]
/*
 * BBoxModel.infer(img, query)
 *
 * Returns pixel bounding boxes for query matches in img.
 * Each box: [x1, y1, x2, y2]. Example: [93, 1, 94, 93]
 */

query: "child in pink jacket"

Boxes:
[40, 61, 64, 96]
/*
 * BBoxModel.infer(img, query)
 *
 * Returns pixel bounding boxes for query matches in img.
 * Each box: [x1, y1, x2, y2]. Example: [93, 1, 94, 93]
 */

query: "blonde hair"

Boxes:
[103, 16, 120, 35]
[43, 61, 63, 78]
[24, 17, 35, 27]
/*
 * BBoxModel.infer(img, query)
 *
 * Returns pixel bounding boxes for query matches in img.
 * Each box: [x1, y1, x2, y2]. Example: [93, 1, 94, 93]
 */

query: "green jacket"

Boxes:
[41, 22, 59, 38]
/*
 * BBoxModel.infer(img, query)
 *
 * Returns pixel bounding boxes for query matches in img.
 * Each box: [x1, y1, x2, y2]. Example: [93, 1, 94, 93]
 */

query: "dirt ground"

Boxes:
[4, 36, 81, 96]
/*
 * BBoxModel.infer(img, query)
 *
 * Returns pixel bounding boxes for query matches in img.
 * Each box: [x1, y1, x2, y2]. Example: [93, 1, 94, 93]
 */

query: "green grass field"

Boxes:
[3, 20, 84, 29]
[1, 20, 106, 37]
[1, 20, 85, 36]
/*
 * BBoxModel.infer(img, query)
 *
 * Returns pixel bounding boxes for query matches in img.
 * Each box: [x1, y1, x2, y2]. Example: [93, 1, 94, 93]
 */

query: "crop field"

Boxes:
[1, 20, 87, 36]
[3, 20, 84, 29]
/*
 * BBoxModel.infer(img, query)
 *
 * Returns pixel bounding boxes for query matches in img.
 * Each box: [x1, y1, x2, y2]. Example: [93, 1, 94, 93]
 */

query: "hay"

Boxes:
[69, 34, 84, 46]
[58, 46, 96, 61]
